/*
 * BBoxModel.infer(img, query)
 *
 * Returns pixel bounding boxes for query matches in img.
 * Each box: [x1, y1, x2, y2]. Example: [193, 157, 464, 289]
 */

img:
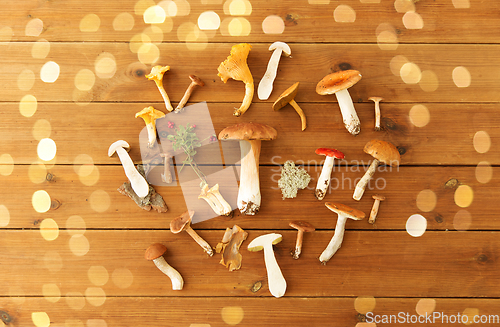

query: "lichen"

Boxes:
[277, 160, 311, 199]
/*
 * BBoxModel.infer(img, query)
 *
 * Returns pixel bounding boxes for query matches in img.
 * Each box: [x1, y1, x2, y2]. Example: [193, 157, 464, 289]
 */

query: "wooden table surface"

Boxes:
[2, 0, 500, 326]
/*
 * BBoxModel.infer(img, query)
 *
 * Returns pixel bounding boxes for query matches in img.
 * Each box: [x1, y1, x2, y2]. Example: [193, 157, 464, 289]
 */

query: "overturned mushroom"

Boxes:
[273, 82, 307, 131]
[316, 70, 362, 135]
[217, 43, 254, 117]
[315, 148, 345, 200]
[353, 139, 400, 201]
[170, 210, 213, 256]
[218, 122, 277, 215]
[136, 106, 165, 148]
[369, 194, 385, 224]
[319, 202, 365, 264]
[146, 65, 174, 112]
[198, 183, 233, 217]
[258, 41, 291, 100]
[145, 243, 184, 290]
[218, 225, 248, 271]
[174, 75, 205, 113]
[368, 97, 384, 131]
[289, 221, 315, 259]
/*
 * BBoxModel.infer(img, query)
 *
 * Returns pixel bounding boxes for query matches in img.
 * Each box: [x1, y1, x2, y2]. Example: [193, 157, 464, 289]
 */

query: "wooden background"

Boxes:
[1, 0, 500, 326]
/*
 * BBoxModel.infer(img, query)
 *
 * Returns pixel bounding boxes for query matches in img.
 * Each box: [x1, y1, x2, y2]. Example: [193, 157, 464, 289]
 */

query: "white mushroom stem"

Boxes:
[315, 156, 335, 200]
[369, 199, 382, 224]
[145, 123, 157, 148]
[372, 100, 382, 131]
[262, 241, 287, 298]
[353, 159, 379, 201]
[199, 184, 232, 217]
[185, 227, 214, 256]
[237, 140, 261, 215]
[114, 146, 149, 198]
[152, 256, 184, 290]
[156, 81, 174, 112]
[335, 88, 361, 135]
[160, 153, 173, 184]
[258, 46, 287, 100]
[319, 213, 348, 264]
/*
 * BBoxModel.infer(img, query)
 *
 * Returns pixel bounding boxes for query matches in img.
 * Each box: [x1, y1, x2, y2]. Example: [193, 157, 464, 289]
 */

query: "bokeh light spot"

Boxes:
[40, 218, 59, 241]
[419, 70, 439, 92]
[29, 162, 47, 184]
[416, 299, 436, 316]
[409, 104, 430, 127]
[33, 119, 52, 141]
[80, 14, 101, 32]
[65, 319, 85, 327]
[159, 0, 179, 17]
[44, 251, 63, 272]
[452, 66, 471, 87]
[172, 0, 191, 16]
[221, 17, 251, 36]
[42, 283, 61, 303]
[394, 0, 415, 13]
[400, 62, 422, 84]
[143, 25, 164, 43]
[390, 55, 409, 76]
[221, 306, 244, 325]
[66, 215, 87, 235]
[473, 131, 490, 154]
[32, 190, 51, 213]
[75, 69, 96, 91]
[112, 268, 134, 289]
[403, 11, 424, 29]
[262, 15, 285, 34]
[113, 13, 135, 31]
[135, 0, 156, 15]
[334, 5, 356, 23]
[66, 292, 86, 310]
[17, 69, 36, 91]
[25, 18, 44, 37]
[87, 320, 108, 327]
[69, 234, 90, 256]
[144, 5, 167, 24]
[0, 154, 14, 176]
[406, 214, 427, 237]
[198, 11, 221, 30]
[20, 94, 38, 118]
[452, 0, 470, 8]
[0, 205, 10, 227]
[85, 287, 106, 306]
[416, 189, 436, 212]
[0, 26, 13, 43]
[226, 0, 252, 15]
[37, 138, 57, 161]
[32, 39, 51, 59]
[40, 61, 60, 83]
[95, 53, 117, 79]
[89, 190, 111, 212]
[462, 308, 479, 326]
[475, 161, 492, 184]
[377, 30, 398, 50]
[454, 185, 473, 208]
[354, 296, 376, 314]
[138, 43, 160, 64]
[31, 312, 50, 327]
[88, 266, 109, 286]
[129, 34, 146, 53]
[453, 209, 472, 231]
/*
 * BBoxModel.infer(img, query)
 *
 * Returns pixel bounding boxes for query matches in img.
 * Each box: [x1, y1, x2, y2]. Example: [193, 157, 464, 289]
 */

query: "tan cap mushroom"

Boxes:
[146, 65, 174, 112]
[369, 194, 386, 224]
[170, 210, 213, 256]
[273, 82, 307, 131]
[135, 106, 165, 148]
[218, 122, 277, 215]
[289, 221, 315, 259]
[145, 243, 184, 290]
[316, 70, 362, 135]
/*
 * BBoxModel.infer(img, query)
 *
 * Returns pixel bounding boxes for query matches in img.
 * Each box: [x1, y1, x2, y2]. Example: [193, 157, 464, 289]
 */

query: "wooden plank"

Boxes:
[1, 230, 500, 298]
[2, 297, 500, 327]
[2, 43, 500, 103]
[0, 165, 494, 230]
[1, 101, 498, 166]
[2, 0, 499, 44]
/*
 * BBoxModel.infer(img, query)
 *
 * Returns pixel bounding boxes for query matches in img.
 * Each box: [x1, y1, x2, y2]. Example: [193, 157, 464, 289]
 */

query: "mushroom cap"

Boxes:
[146, 65, 170, 81]
[218, 122, 277, 141]
[135, 106, 165, 124]
[108, 140, 130, 157]
[189, 75, 205, 87]
[364, 139, 401, 167]
[315, 147, 345, 159]
[217, 43, 253, 84]
[316, 70, 362, 95]
[248, 233, 283, 251]
[372, 194, 386, 201]
[289, 220, 315, 232]
[272, 82, 299, 111]
[145, 243, 167, 260]
[325, 202, 365, 220]
[269, 41, 291, 56]
[170, 210, 195, 233]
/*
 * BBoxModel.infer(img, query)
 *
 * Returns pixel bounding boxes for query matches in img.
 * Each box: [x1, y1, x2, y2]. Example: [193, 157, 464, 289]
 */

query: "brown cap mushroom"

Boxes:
[289, 221, 315, 259]
[272, 82, 307, 131]
[353, 140, 400, 201]
[369, 194, 386, 224]
[316, 70, 362, 135]
[170, 210, 213, 256]
[145, 243, 184, 290]
[174, 75, 205, 113]
[218, 122, 277, 215]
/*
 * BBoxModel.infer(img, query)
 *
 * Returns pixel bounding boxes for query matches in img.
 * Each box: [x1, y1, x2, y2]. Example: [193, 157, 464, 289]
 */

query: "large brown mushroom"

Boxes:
[218, 122, 277, 215]
[272, 82, 307, 131]
[170, 210, 213, 256]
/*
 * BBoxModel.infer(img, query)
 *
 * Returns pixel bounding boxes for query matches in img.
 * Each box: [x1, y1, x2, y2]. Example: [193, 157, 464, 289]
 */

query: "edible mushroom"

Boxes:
[247, 233, 287, 298]
[316, 70, 362, 135]
[289, 221, 315, 259]
[170, 210, 214, 256]
[314, 148, 345, 200]
[272, 82, 307, 131]
[135, 106, 165, 148]
[174, 75, 205, 113]
[368, 97, 384, 131]
[218, 122, 278, 215]
[146, 65, 174, 112]
[217, 43, 254, 117]
[257, 41, 292, 100]
[198, 183, 233, 217]
[108, 140, 149, 198]
[160, 151, 173, 184]
[145, 243, 184, 290]
[369, 194, 385, 224]
[319, 202, 365, 264]
[353, 139, 400, 201]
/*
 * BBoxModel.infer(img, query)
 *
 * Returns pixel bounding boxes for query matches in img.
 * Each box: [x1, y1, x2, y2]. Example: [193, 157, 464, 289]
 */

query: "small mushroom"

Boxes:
[316, 70, 362, 135]
[314, 148, 345, 200]
[136, 106, 165, 148]
[145, 243, 184, 290]
[257, 41, 292, 100]
[353, 139, 400, 201]
[219, 225, 248, 271]
[198, 183, 233, 217]
[319, 202, 365, 264]
[170, 210, 213, 256]
[174, 75, 205, 113]
[369, 194, 385, 224]
[108, 140, 149, 198]
[272, 82, 307, 131]
[368, 97, 384, 131]
[160, 151, 173, 184]
[217, 43, 254, 117]
[146, 65, 174, 112]
[247, 233, 287, 298]
[218, 122, 278, 215]
[289, 221, 315, 259]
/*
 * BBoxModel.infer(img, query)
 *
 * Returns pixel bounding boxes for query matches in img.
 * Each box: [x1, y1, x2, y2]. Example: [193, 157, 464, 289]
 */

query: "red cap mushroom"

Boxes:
[314, 148, 345, 200]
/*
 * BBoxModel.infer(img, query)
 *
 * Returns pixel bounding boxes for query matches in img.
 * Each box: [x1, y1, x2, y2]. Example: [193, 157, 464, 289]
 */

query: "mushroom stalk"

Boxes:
[174, 75, 204, 113]
[152, 256, 184, 290]
[292, 230, 304, 260]
[369, 97, 383, 131]
[160, 153, 173, 184]
[262, 241, 286, 298]
[369, 199, 381, 224]
[238, 139, 261, 215]
[335, 88, 361, 135]
[319, 213, 348, 264]
[198, 184, 232, 217]
[315, 156, 335, 200]
[185, 227, 214, 256]
[156, 79, 174, 112]
[353, 159, 379, 201]
[145, 123, 157, 148]
[234, 82, 254, 117]
[111, 144, 149, 198]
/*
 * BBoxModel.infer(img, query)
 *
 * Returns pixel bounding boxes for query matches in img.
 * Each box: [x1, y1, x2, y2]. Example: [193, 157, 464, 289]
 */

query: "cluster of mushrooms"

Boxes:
[108, 42, 401, 299]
